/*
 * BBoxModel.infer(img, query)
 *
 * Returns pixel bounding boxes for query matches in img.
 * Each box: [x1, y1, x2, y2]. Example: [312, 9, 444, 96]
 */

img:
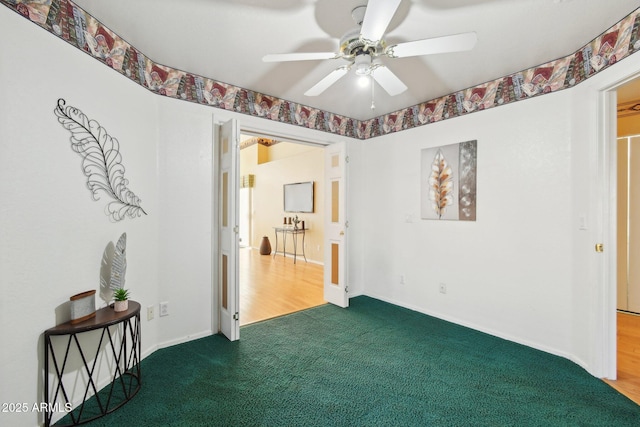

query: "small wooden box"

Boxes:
[70, 290, 96, 324]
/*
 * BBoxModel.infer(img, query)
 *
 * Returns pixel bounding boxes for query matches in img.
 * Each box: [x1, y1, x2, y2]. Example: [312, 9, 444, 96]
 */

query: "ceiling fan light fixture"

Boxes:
[358, 74, 370, 87]
[354, 54, 372, 76]
[355, 65, 370, 76]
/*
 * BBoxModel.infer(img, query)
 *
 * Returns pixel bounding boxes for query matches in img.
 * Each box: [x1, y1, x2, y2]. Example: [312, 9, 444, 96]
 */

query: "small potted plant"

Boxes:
[113, 288, 130, 312]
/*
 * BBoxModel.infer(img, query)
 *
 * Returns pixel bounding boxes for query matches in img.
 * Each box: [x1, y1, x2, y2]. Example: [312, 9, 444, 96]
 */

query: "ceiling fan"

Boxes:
[263, 0, 477, 98]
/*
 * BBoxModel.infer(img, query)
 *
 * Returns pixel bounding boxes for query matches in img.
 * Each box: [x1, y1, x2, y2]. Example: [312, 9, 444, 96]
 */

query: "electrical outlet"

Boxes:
[147, 305, 154, 321]
[439, 283, 447, 294]
[159, 301, 169, 317]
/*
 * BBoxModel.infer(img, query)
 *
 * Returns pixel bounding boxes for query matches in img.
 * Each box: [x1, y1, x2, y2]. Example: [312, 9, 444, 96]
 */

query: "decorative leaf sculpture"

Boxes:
[54, 98, 147, 221]
[99, 241, 115, 304]
[110, 232, 127, 292]
[428, 149, 454, 219]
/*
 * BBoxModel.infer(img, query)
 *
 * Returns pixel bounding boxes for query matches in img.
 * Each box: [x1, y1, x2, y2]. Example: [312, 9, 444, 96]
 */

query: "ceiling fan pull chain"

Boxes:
[370, 74, 376, 110]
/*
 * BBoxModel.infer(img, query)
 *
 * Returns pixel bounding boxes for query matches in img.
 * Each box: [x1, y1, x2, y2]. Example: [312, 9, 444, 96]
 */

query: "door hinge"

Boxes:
[233, 225, 239, 234]
[345, 286, 349, 293]
[595, 243, 604, 253]
[345, 155, 350, 163]
[345, 220, 350, 228]
[233, 312, 239, 321]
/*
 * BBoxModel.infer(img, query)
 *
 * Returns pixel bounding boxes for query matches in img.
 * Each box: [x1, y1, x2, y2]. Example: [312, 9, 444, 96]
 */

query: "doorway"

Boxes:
[602, 78, 640, 404]
[616, 133, 640, 315]
[616, 77, 640, 315]
[238, 134, 327, 325]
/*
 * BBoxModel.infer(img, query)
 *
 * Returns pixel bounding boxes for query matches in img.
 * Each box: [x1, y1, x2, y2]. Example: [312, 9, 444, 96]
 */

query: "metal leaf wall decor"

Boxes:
[54, 98, 147, 221]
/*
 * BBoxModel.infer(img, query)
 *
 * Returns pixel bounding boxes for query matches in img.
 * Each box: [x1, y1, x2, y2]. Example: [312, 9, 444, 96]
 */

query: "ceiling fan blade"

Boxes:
[263, 52, 338, 62]
[372, 66, 407, 96]
[360, 0, 402, 43]
[304, 66, 350, 96]
[386, 32, 477, 58]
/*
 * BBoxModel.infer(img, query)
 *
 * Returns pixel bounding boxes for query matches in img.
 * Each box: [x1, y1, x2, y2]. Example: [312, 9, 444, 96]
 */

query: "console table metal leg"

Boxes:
[44, 336, 50, 427]
[44, 305, 141, 426]
[292, 232, 297, 264]
[302, 230, 307, 262]
[283, 231, 287, 258]
[273, 230, 278, 258]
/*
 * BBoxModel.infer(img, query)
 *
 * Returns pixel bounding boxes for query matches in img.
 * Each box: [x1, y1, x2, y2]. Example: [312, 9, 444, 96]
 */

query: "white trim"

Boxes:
[365, 291, 582, 367]
[599, 89, 617, 379]
[241, 126, 331, 147]
[155, 329, 214, 351]
[211, 115, 221, 335]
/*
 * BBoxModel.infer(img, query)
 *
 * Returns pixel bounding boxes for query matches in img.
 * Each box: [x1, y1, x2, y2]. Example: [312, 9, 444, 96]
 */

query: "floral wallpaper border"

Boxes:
[2, 0, 640, 140]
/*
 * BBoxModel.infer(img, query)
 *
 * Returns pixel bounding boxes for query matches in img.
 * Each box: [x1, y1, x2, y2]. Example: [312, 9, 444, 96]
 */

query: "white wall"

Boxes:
[0, 10, 160, 427]
[155, 97, 215, 347]
[356, 94, 574, 356]
[351, 52, 640, 378]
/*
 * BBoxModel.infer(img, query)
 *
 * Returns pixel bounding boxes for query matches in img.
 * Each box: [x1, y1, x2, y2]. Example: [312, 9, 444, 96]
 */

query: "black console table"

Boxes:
[44, 301, 141, 426]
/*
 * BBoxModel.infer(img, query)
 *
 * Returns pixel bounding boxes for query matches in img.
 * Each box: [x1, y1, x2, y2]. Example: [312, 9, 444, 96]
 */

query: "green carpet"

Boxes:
[59, 296, 640, 426]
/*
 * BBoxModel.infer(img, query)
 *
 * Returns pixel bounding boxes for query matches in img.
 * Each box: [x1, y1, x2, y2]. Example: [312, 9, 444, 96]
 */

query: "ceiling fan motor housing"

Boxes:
[340, 28, 384, 60]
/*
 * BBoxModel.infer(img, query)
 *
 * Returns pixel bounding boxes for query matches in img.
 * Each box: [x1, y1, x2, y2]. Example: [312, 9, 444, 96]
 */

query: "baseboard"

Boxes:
[156, 329, 213, 350]
[142, 344, 158, 360]
[244, 245, 324, 265]
[363, 292, 579, 373]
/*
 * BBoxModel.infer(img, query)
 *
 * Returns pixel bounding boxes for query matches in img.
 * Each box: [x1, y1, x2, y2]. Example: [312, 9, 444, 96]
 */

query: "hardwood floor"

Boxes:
[603, 311, 640, 405]
[239, 247, 326, 326]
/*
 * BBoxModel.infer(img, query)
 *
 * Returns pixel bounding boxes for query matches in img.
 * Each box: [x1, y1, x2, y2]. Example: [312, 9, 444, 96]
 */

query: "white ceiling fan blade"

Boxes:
[360, 0, 402, 43]
[386, 32, 477, 58]
[263, 52, 338, 62]
[304, 66, 350, 96]
[372, 66, 407, 96]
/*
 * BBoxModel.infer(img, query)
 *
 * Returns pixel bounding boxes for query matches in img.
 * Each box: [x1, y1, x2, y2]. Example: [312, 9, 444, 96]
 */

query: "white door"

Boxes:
[324, 141, 349, 307]
[218, 119, 240, 341]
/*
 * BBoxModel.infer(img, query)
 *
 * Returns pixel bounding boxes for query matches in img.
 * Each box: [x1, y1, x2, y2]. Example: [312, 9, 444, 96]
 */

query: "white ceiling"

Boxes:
[72, 0, 639, 120]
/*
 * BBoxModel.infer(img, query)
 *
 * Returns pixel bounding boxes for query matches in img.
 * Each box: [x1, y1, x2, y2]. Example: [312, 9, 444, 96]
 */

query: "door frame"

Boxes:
[600, 87, 618, 379]
[213, 123, 350, 336]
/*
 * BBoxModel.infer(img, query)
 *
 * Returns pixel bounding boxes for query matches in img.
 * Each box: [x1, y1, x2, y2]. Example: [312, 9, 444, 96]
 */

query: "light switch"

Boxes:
[579, 214, 587, 230]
